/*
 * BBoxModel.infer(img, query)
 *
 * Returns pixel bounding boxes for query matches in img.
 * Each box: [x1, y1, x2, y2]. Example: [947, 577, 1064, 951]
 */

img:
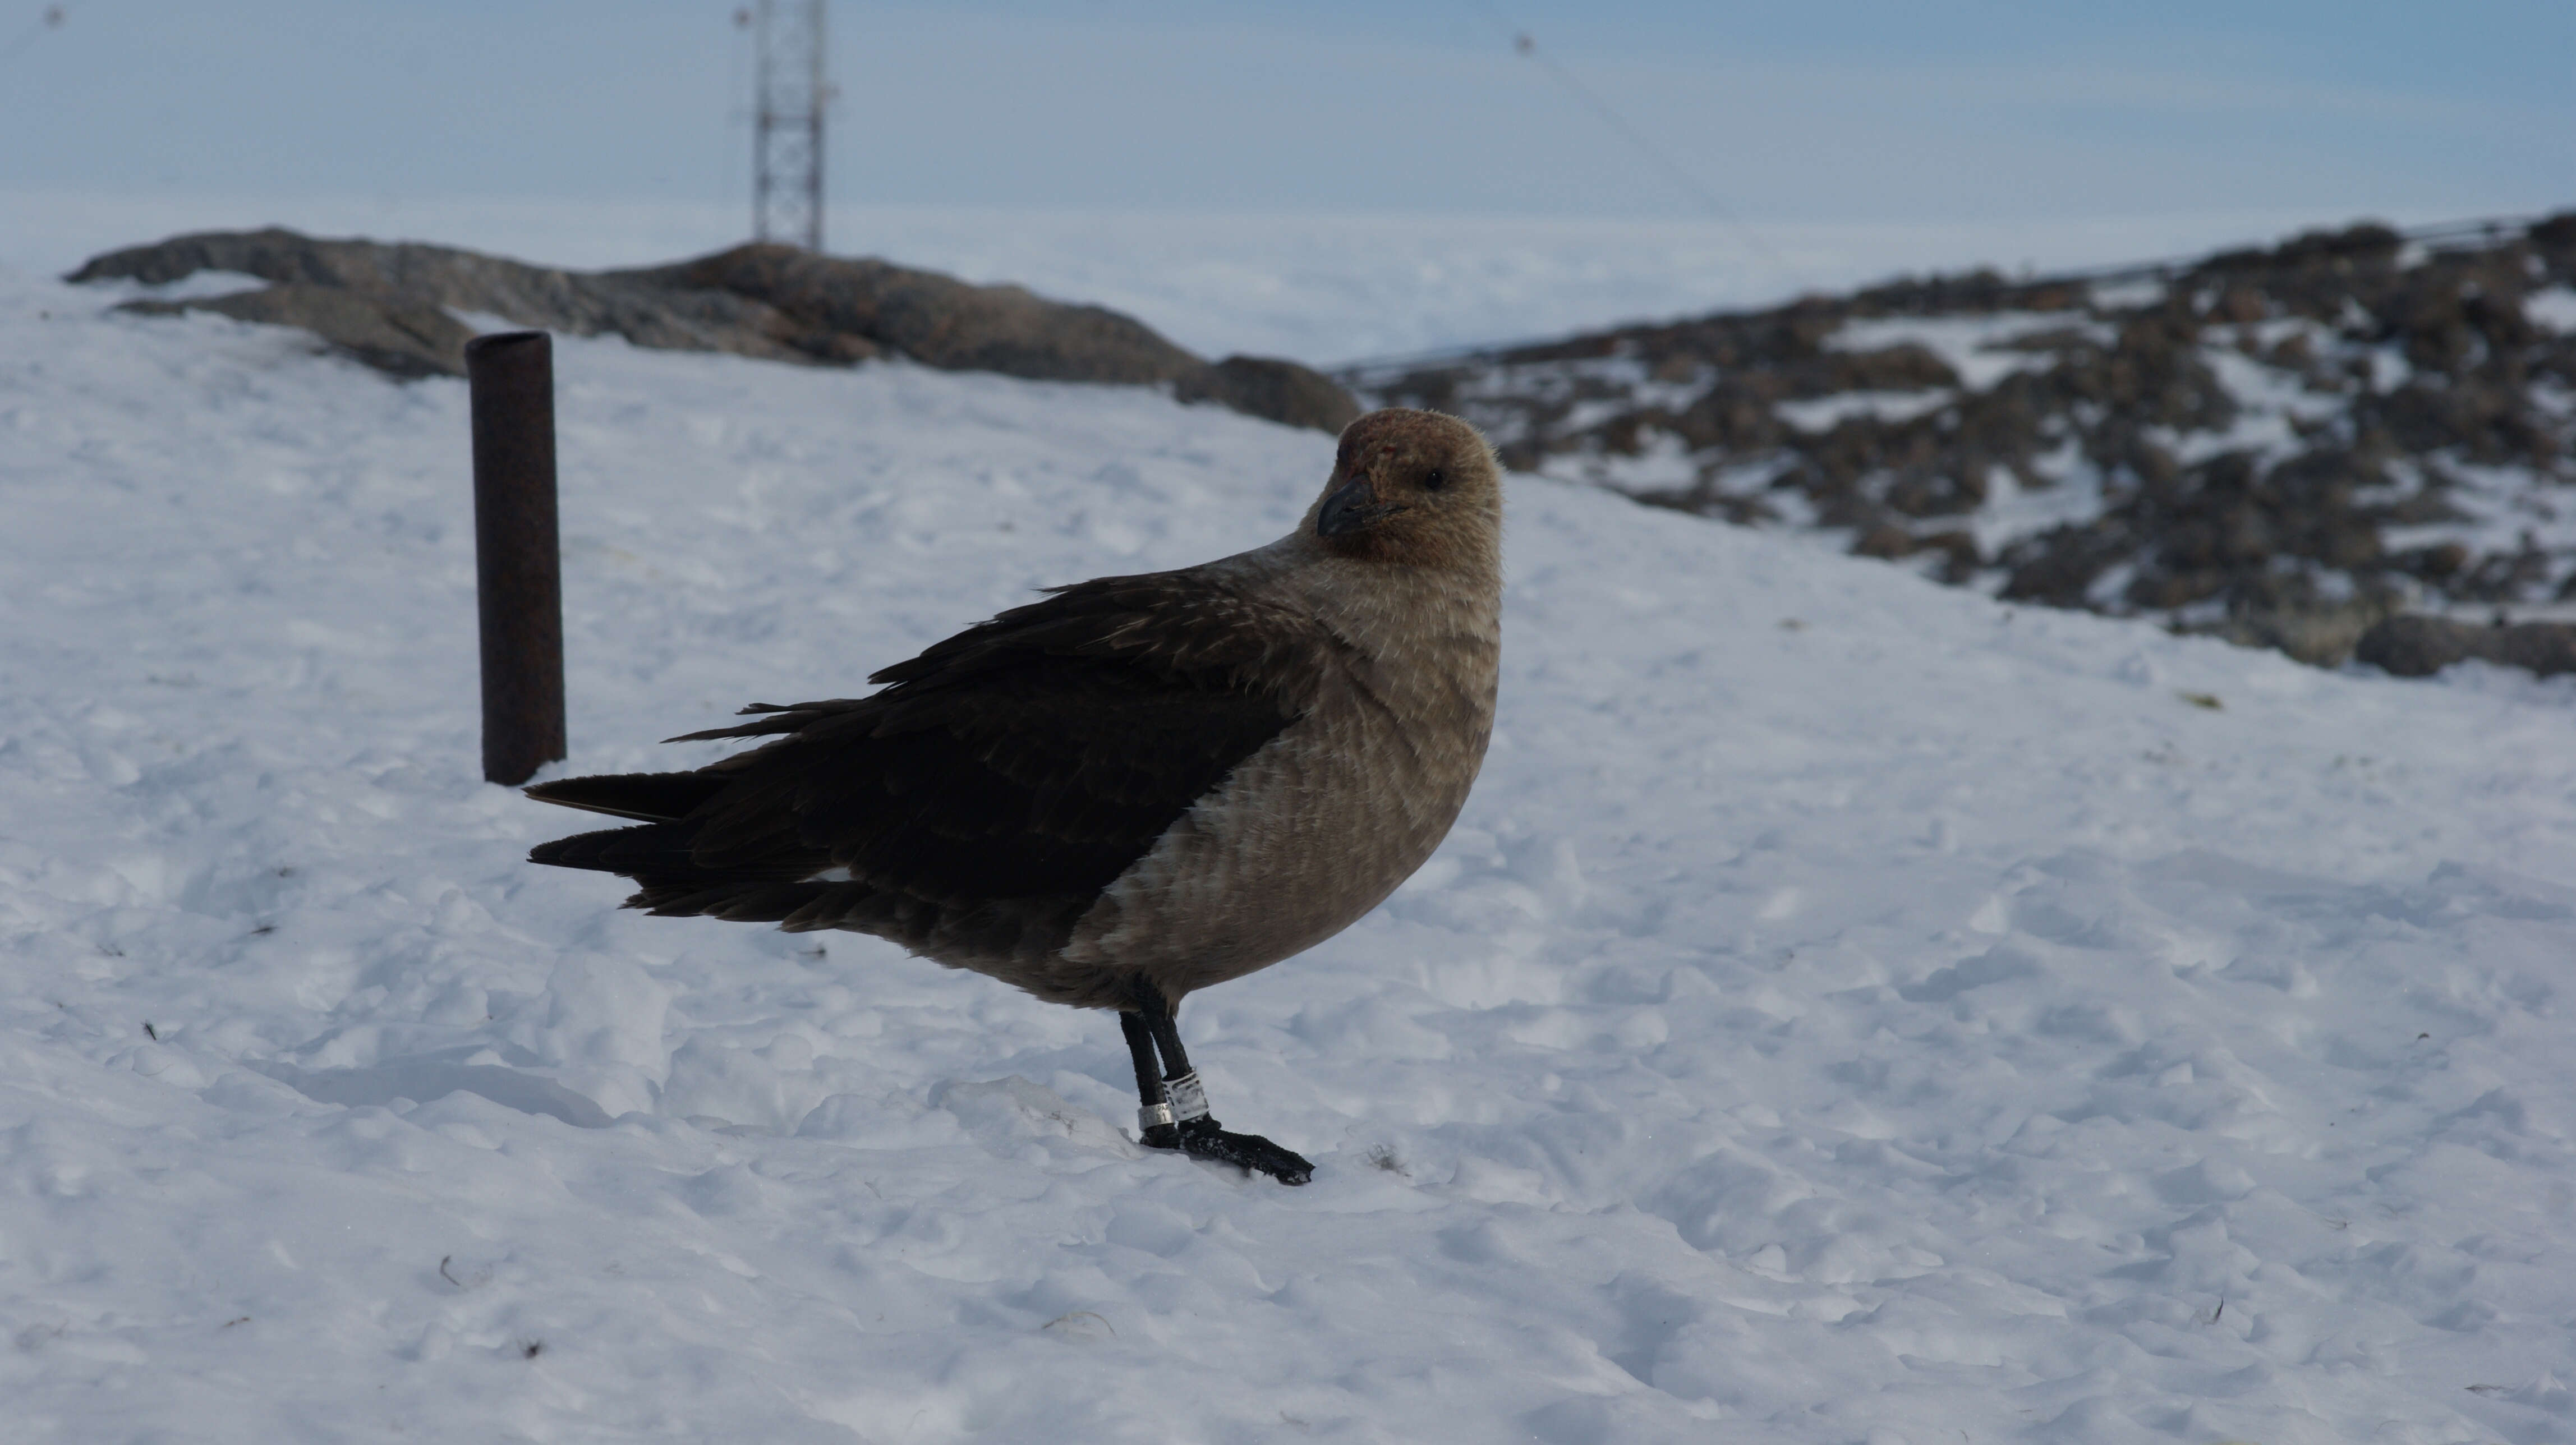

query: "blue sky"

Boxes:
[2, 1, 2567, 224]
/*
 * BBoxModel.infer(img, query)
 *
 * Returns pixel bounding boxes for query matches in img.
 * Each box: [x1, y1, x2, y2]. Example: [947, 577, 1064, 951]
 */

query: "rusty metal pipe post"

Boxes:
[466, 331, 566, 786]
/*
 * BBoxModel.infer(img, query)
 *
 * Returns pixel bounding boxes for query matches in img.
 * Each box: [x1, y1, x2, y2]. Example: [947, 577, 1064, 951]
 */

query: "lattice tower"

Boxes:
[751, 0, 829, 251]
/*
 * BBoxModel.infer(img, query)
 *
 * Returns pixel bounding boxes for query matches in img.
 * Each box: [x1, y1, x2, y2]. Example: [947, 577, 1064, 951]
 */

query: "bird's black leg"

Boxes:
[1120, 1010, 1184, 1151]
[1137, 1003, 1313, 1186]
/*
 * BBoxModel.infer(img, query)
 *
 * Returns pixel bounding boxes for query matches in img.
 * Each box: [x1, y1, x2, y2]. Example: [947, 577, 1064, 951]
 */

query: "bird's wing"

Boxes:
[663, 570, 1334, 906]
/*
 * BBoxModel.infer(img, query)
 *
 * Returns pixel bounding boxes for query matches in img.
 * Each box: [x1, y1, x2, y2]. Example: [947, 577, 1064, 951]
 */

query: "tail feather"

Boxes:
[664, 700, 860, 744]
[535, 816, 828, 920]
[528, 821, 701, 873]
[530, 768, 839, 923]
[525, 771, 730, 823]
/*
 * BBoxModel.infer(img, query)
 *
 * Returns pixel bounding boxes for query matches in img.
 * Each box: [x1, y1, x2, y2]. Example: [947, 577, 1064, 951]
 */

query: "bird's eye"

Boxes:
[1423, 469, 1447, 491]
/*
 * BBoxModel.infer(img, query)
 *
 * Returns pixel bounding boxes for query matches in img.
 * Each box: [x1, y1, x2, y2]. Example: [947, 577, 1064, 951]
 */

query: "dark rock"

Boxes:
[2356, 615, 2491, 676]
[2212, 286, 2268, 324]
[70, 228, 1353, 431]
[1822, 344, 1957, 392]
[2531, 210, 2576, 260]
[2212, 596, 2400, 668]
[2398, 542, 2471, 578]
[2501, 623, 2576, 675]
[2355, 615, 2576, 678]
[1672, 384, 1784, 452]
[1175, 355, 1361, 433]
[1999, 524, 2119, 608]
[628, 242, 1190, 384]
[1851, 523, 1916, 559]
[1917, 530, 1982, 583]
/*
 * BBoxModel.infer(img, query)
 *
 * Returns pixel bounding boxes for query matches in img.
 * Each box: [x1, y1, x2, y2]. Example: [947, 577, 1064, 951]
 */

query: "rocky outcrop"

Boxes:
[2354, 615, 2576, 678]
[617, 243, 1190, 383]
[70, 230, 1356, 432]
[1351, 211, 2576, 669]
[119, 283, 476, 381]
[1175, 355, 1363, 435]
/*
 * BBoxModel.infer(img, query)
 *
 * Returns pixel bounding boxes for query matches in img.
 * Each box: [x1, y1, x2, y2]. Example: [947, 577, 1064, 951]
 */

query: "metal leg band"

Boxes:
[1163, 1070, 1211, 1124]
[1138, 1101, 1177, 1132]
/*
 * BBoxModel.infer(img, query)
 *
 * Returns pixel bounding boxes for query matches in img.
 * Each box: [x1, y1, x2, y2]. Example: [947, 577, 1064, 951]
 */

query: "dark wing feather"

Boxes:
[527, 569, 1331, 929]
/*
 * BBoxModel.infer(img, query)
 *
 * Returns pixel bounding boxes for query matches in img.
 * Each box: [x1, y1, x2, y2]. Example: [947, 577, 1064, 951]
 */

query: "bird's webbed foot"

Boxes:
[1143, 1115, 1315, 1186]
[1123, 1007, 1313, 1185]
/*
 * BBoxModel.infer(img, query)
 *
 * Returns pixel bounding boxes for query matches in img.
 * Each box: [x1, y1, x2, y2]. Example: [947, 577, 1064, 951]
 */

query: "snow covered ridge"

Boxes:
[1352, 212, 2576, 666]
[10, 256, 2576, 1442]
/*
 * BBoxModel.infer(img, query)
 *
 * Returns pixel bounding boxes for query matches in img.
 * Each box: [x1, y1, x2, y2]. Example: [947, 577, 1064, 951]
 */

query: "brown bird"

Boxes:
[525, 408, 1503, 1184]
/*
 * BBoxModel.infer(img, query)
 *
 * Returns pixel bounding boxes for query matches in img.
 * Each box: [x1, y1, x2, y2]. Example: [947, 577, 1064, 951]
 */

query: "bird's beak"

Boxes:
[1317, 477, 1409, 537]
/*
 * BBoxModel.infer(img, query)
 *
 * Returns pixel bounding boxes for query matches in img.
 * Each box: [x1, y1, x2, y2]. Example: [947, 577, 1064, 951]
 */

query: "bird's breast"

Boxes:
[1061, 632, 1497, 995]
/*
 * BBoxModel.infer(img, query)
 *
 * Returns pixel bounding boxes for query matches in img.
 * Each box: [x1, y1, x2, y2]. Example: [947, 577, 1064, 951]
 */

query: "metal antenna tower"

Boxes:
[749, 0, 829, 251]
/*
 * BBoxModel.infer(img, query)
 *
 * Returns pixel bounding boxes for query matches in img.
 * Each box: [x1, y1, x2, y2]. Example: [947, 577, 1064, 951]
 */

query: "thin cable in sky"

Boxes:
[1463, 3, 1800, 283]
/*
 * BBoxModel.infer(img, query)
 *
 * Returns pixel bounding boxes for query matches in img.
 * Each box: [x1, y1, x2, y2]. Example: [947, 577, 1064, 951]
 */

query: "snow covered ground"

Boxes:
[7, 232, 2576, 1443]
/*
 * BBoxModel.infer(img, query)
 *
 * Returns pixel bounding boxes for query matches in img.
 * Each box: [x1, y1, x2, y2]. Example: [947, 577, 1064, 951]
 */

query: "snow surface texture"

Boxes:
[7, 254, 2576, 1444]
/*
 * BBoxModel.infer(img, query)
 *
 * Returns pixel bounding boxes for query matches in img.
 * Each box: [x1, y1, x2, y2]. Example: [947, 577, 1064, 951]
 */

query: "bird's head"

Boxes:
[1307, 409, 1502, 572]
